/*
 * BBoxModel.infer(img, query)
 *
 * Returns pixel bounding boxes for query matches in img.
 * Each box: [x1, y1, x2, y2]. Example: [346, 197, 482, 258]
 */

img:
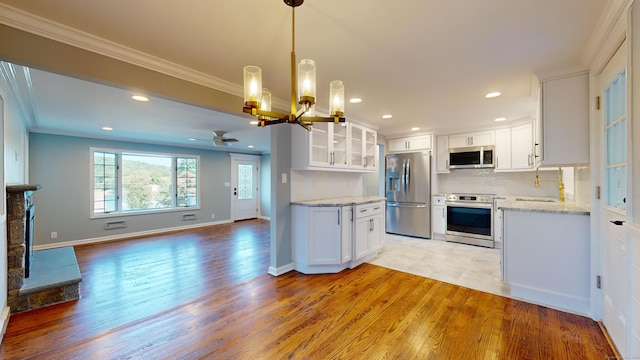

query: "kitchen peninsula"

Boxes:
[500, 199, 590, 315]
[291, 196, 385, 274]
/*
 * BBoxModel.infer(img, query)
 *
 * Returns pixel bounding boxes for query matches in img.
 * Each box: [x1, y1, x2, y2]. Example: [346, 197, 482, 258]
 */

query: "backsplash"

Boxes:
[437, 169, 564, 199]
[291, 170, 364, 202]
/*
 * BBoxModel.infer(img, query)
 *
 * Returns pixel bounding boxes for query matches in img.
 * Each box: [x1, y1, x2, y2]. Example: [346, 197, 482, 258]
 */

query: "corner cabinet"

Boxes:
[388, 134, 432, 153]
[292, 199, 384, 274]
[539, 72, 589, 165]
[292, 122, 377, 172]
[292, 204, 353, 274]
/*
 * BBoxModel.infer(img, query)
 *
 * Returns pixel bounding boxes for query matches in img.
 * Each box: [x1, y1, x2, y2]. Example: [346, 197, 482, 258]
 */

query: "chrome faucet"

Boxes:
[535, 168, 565, 202]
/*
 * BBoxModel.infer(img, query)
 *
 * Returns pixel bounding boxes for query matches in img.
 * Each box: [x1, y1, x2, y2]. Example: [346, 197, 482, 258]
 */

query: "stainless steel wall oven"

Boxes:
[445, 193, 494, 248]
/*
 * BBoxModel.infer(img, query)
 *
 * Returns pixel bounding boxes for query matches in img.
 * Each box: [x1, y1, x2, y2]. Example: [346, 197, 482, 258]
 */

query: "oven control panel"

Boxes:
[446, 193, 494, 203]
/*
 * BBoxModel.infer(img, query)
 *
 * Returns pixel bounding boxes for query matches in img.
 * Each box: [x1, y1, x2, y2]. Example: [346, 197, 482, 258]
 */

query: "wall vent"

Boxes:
[104, 220, 127, 230]
[182, 213, 197, 221]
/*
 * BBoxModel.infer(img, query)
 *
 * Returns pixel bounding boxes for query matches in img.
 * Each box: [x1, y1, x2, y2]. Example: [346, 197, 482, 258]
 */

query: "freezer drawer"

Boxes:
[386, 202, 431, 238]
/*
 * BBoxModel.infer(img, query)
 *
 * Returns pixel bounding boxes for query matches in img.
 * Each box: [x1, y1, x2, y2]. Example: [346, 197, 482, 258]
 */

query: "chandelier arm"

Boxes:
[300, 116, 346, 123]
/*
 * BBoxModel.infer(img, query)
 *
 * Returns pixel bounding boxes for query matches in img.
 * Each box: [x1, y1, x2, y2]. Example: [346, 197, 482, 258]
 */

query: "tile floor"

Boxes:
[368, 234, 512, 298]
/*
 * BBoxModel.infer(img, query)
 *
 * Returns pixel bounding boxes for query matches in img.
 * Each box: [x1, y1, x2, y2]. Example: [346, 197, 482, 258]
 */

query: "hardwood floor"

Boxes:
[1, 219, 614, 359]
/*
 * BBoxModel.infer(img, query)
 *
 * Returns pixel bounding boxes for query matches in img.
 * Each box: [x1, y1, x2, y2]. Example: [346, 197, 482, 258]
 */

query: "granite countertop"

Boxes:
[7, 184, 42, 192]
[291, 196, 385, 207]
[499, 199, 590, 215]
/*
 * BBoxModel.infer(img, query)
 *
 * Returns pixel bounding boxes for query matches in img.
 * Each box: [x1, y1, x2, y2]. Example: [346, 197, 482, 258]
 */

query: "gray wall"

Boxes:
[29, 132, 236, 246]
[260, 153, 271, 218]
[270, 125, 292, 271]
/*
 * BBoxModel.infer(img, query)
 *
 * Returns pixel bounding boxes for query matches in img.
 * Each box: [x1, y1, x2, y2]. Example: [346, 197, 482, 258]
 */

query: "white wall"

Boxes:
[290, 171, 364, 202]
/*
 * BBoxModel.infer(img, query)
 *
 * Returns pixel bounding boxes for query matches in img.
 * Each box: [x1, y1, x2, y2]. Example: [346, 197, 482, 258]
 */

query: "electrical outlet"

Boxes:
[51, 232, 58, 239]
[211, 213, 215, 219]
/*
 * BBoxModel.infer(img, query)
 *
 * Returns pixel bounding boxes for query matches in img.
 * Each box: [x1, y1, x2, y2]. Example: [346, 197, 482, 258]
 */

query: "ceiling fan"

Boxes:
[212, 131, 239, 147]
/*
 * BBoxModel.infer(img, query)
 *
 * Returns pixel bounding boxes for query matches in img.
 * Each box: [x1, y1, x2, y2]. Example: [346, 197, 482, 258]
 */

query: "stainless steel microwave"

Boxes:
[449, 145, 495, 169]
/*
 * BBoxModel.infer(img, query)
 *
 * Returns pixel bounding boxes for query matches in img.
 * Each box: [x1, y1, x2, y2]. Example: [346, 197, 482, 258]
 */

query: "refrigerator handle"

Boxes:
[405, 158, 411, 192]
[402, 159, 407, 192]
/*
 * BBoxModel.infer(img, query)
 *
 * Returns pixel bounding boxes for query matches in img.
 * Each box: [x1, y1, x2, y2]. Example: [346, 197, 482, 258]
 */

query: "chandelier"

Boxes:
[242, 0, 346, 131]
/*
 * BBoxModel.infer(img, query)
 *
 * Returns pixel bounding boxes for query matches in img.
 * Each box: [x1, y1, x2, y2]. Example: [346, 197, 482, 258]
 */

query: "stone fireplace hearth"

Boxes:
[7, 184, 82, 313]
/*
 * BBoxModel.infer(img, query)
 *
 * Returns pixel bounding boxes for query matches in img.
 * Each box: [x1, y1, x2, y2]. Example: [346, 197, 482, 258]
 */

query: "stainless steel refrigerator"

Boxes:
[385, 151, 431, 238]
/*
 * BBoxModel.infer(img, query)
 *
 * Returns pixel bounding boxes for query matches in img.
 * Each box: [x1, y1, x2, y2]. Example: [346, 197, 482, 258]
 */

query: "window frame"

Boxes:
[90, 147, 201, 219]
[603, 68, 627, 213]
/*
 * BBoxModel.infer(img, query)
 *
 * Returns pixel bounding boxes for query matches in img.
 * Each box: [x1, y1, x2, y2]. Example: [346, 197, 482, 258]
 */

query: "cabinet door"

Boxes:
[309, 207, 342, 265]
[369, 212, 383, 252]
[364, 129, 377, 170]
[511, 122, 534, 169]
[470, 131, 495, 146]
[350, 124, 364, 168]
[435, 135, 450, 173]
[388, 138, 409, 152]
[341, 206, 353, 263]
[432, 205, 446, 236]
[408, 135, 431, 150]
[309, 122, 331, 167]
[448, 134, 470, 148]
[354, 216, 370, 260]
[495, 128, 511, 170]
[332, 123, 349, 168]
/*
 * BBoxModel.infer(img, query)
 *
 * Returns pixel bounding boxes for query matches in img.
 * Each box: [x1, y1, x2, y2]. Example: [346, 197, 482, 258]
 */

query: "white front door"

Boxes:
[597, 40, 628, 356]
[230, 154, 260, 221]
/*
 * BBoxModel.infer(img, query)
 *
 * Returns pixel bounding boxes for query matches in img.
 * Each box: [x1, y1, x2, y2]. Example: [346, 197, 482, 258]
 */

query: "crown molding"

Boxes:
[0, 3, 243, 98]
[582, 0, 633, 75]
[0, 62, 38, 127]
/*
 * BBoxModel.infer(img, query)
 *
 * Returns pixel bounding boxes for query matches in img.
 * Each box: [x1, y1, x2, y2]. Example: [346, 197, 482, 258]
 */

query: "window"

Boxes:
[91, 148, 199, 217]
[604, 68, 627, 211]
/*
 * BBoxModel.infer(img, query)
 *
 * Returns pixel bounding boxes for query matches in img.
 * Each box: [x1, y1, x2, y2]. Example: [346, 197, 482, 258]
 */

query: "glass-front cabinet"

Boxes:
[293, 121, 377, 172]
[350, 124, 377, 171]
[309, 122, 348, 168]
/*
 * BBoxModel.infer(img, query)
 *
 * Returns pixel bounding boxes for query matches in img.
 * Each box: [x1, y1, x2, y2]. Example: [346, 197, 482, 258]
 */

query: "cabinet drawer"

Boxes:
[355, 202, 384, 219]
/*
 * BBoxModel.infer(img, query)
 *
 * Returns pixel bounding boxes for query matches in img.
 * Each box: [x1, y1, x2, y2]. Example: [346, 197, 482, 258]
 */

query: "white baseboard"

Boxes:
[0, 306, 10, 344]
[510, 283, 590, 317]
[268, 263, 294, 276]
[33, 220, 233, 251]
[258, 215, 271, 221]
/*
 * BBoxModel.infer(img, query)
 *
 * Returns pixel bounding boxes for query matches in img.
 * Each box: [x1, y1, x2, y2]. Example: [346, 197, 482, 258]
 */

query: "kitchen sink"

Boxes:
[515, 198, 556, 202]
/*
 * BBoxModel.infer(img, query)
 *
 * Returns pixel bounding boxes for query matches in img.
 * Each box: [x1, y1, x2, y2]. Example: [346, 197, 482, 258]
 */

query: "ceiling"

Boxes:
[0, 0, 608, 154]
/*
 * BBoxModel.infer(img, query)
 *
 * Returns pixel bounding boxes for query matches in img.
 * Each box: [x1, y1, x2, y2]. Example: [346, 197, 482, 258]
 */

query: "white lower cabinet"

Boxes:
[432, 195, 446, 239]
[352, 201, 384, 266]
[292, 200, 383, 274]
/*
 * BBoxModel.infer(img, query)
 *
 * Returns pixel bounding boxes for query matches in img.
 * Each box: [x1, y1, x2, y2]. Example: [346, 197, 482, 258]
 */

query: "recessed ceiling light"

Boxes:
[411, 127, 420, 131]
[250, 121, 259, 125]
[382, 114, 393, 119]
[131, 95, 149, 102]
[349, 98, 362, 104]
[102, 126, 113, 131]
[188, 138, 196, 141]
[248, 145, 254, 148]
[494, 117, 507, 122]
[485, 92, 501, 98]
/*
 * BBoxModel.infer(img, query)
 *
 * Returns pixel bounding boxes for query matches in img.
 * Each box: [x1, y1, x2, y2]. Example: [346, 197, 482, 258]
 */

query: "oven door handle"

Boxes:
[446, 202, 493, 209]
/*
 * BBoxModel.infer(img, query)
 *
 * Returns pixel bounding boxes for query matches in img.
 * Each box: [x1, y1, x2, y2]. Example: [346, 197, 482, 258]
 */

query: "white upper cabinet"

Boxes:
[495, 128, 511, 171]
[510, 122, 535, 170]
[495, 121, 535, 172]
[435, 135, 450, 173]
[350, 124, 377, 171]
[539, 72, 589, 165]
[449, 130, 495, 148]
[292, 122, 377, 172]
[388, 134, 432, 153]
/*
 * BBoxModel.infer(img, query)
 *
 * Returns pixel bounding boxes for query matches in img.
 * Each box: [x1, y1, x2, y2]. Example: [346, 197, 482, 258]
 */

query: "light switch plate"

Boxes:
[281, 173, 288, 184]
